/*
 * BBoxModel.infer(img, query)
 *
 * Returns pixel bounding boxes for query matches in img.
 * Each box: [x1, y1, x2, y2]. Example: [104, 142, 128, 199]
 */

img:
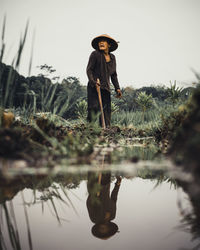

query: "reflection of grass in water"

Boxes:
[22, 177, 80, 224]
[0, 181, 78, 249]
[153, 175, 177, 190]
[2, 202, 21, 250]
[0, 172, 83, 249]
[136, 167, 177, 190]
[176, 184, 200, 248]
[40, 184, 79, 222]
[0, 168, 192, 250]
[0, 195, 33, 250]
[39, 186, 70, 224]
[178, 210, 200, 241]
[21, 192, 33, 250]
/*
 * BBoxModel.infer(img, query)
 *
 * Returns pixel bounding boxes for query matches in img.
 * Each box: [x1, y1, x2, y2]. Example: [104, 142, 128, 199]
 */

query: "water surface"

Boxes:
[1, 162, 199, 250]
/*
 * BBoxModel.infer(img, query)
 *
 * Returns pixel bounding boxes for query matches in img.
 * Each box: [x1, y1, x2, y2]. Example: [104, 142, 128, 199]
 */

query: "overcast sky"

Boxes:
[1, 0, 200, 88]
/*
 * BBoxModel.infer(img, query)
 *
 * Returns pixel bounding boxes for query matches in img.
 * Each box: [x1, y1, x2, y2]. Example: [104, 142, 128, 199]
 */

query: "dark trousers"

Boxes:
[87, 85, 111, 127]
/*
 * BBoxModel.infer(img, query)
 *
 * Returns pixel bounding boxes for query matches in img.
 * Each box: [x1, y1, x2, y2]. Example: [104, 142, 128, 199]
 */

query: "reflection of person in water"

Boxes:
[86, 171, 121, 239]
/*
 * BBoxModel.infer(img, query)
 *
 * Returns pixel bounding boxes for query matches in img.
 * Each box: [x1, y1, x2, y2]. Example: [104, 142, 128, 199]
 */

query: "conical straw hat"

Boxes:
[91, 34, 119, 52]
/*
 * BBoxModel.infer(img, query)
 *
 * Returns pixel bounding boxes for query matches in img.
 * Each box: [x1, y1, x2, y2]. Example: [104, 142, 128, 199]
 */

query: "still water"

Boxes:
[1, 162, 200, 250]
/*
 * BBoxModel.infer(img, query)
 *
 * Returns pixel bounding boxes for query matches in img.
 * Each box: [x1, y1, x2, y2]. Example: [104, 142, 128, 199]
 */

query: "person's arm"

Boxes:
[111, 177, 122, 202]
[86, 51, 97, 87]
[111, 71, 120, 91]
[111, 56, 122, 98]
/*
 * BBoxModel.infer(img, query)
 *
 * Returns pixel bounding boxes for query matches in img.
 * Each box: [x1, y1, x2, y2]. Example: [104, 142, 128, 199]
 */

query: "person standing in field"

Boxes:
[86, 34, 122, 127]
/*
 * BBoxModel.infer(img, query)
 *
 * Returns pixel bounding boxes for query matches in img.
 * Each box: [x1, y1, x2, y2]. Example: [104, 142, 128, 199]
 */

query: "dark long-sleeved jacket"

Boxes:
[86, 50, 120, 92]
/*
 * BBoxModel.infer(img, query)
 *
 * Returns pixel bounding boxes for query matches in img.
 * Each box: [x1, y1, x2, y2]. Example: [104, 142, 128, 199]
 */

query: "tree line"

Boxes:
[0, 62, 194, 119]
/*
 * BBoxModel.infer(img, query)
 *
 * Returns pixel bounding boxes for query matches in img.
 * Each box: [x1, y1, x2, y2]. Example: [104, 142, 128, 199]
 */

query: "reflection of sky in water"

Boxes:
[1, 177, 198, 250]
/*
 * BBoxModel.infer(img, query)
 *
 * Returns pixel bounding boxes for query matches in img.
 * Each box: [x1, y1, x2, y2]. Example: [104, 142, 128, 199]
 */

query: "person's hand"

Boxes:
[116, 176, 122, 186]
[95, 78, 101, 88]
[116, 89, 122, 98]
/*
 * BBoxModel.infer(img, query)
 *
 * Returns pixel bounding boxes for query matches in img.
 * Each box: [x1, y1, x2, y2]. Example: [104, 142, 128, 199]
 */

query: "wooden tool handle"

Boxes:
[96, 79, 106, 129]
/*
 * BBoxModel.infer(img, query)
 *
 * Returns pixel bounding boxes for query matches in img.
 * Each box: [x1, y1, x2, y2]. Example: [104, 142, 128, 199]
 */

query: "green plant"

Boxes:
[136, 91, 154, 121]
[111, 101, 119, 114]
[76, 99, 87, 120]
[167, 81, 183, 107]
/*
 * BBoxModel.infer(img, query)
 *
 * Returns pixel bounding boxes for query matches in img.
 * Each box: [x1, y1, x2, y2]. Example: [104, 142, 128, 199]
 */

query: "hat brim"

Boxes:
[91, 36, 118, 52]
[92, 222, 118, 239]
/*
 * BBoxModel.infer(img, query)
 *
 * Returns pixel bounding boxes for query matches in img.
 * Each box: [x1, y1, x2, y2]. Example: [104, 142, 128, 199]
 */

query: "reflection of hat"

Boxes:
[92, 222, 118, 239]
[91, 34, 119, 52]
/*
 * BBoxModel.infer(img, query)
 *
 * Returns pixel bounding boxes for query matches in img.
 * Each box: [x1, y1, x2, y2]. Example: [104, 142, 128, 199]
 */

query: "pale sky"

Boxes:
[1, 0, 200, 88]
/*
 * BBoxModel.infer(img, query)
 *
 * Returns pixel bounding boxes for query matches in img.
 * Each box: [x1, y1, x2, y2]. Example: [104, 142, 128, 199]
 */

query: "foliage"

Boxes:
[76, 99, 87, 120]
[0, 62, 87, 119]
[167, 84, 200, 174]
[0, 53, 192, 122]
[1, 18, 199, 171]
[111, 86, 137, 111]
[111, 101, 119, 114]
[112, 102, 177, 127]
[167, 81, 183, 107]
[136, 91, 154, 112]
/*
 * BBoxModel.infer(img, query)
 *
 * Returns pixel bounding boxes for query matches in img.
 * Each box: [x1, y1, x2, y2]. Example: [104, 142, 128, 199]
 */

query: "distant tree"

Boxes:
[137, 85, 168, 101]
[26, 75, 52, 110]
[57, 76, 86, 119]
[180, 87, 194, 100]
[37, 64, 57, 78]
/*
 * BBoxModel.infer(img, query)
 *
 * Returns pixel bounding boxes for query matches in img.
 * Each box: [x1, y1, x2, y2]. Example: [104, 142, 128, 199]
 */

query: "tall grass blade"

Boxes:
[9, 201, 20, 245]
[57, 85, 79, 117]
[60, 185, 79, 216]
[21, 192, 33, 250]
[2, 20, 29, 108]
[46, 83, 58, 110]
[0, 220, 7, 250]
[0, 14, 6, 62]
[42, 201, 44, 214]
[28, 28, 35, 76]
[3, 66, 14, 108]
[52, 189, 69, 207]
[50, 198, 61, 224]
[3, 203, 21, 250]
[15, 20, 29, 70]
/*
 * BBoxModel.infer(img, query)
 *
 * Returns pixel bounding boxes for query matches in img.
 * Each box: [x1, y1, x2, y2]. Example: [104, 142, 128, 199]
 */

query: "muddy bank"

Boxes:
[0, 117, 159, 166]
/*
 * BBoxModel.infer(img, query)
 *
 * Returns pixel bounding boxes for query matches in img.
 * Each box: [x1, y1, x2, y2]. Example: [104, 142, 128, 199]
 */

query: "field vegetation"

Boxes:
[0, 20, 199, 174]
